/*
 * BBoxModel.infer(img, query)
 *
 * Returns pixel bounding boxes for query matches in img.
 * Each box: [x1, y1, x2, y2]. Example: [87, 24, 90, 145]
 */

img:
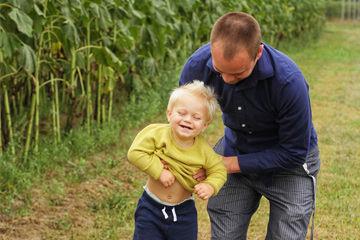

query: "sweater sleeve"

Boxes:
[201, 150, 227, 195]
[127, 125, 163, 180]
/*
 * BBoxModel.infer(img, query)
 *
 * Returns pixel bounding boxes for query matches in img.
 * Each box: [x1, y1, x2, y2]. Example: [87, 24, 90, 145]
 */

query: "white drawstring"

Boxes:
[162, 207, 169, 219]
[172, 207, 177, 222]
[161, 207, 177, 222]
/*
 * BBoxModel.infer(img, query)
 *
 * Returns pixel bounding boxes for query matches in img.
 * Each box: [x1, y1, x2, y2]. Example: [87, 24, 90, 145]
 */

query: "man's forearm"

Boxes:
[223, 156, 240, 173]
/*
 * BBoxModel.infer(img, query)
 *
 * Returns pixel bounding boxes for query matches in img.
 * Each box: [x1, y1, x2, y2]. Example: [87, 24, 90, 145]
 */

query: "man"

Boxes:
[179, 12, 320, 240]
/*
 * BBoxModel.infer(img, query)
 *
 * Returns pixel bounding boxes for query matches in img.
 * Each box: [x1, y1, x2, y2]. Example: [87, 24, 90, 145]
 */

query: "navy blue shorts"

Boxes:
[133, 191, 197, 240]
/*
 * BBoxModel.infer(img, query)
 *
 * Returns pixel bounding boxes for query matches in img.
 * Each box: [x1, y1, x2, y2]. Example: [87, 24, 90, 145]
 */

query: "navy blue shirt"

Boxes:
[179, 43, 318, 174]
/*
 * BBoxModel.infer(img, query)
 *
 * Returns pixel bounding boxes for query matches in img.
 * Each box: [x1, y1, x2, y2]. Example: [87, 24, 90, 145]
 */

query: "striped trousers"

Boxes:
[208, 138, 320, 240]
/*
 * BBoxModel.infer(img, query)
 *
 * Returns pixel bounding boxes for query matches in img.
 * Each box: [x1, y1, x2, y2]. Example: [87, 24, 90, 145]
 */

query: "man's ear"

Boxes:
[256, 44, 264, 61]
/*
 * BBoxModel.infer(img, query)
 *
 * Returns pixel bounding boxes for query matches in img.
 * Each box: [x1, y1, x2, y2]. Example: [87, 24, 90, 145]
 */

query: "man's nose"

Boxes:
[221, 73, 235, 82]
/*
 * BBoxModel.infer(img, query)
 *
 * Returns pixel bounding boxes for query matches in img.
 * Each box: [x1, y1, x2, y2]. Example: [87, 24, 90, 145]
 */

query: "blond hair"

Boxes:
[167, 80, 218, 123]
[210, 12, 261, 60]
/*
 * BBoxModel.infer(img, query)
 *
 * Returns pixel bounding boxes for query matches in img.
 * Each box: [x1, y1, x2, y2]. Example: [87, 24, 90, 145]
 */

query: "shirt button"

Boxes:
[249, 131, 252, 134]
[241, 124, 246, 128]
[237, 106, 242, 110]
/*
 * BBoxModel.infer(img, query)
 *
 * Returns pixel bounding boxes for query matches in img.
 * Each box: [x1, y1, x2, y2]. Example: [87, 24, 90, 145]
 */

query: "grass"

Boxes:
[0, 20, 359, 239]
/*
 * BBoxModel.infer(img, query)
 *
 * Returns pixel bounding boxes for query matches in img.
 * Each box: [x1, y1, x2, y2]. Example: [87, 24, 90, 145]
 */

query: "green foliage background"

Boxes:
[0, 0, 325, 206]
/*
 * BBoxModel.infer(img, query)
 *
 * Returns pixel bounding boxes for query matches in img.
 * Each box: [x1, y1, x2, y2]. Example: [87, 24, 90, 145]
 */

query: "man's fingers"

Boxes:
[193, 168, 206, 181]
[161, 160, 170, 169]
[196, 176, 206, 181]
[193, 174, 205, 181]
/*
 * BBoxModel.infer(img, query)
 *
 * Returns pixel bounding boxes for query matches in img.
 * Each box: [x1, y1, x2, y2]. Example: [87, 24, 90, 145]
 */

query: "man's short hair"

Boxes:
[210, 12, 262, 60]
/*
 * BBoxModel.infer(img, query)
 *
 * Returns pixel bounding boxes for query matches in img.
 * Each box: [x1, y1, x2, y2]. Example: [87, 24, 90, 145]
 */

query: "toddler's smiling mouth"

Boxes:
[180, 124, 192, 130]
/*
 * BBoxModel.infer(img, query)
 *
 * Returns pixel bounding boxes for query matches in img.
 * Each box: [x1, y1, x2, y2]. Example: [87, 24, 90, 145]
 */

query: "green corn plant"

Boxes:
[47, 19, 62, 144]
[96, 64, 103, 126]
[85, 20, 94, 134]
[63, 47, 77, 132]
[106, 67, 115, 123]
[31, 26, 48, 153]
[23, 90, 36, 161]
[2, 83, 15, 155]
[0, 99, 2, 156]
[38, 76, 67, 143]
[0, 69, 19, 155]
[0, 69, 19, 156]
[50, 73, 61, 143]
[86, 65, 95, 131]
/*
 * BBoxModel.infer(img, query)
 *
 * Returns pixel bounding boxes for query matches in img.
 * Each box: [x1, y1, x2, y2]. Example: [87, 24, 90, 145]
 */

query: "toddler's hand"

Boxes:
[194, 183, 214, 200]
[159, 169, 175, 187]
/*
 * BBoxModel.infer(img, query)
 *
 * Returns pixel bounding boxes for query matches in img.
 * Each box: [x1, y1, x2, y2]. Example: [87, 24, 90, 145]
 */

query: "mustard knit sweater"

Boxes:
[127, 124, 227, 195]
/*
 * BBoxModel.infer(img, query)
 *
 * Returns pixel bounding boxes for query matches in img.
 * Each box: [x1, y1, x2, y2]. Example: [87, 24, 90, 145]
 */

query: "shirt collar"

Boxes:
[207, 43, 274, 90]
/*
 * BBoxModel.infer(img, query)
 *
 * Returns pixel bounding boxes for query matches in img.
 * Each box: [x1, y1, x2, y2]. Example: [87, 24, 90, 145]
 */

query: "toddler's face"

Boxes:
[167, 94, 208, 145]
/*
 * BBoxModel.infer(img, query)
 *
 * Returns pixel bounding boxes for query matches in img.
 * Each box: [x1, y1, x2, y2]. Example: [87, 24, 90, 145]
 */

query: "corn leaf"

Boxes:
[18, 44, 36, 73]
[8, 8, 33, 37]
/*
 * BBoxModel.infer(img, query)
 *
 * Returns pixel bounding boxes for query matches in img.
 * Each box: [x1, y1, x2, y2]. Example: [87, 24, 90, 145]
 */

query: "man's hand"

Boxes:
[159, 169, 175, 187]
[223, 156, 240, 173]
[193, 168, 206, 182]
[161, 159, 169, 170]
[194, 183, 214, 200]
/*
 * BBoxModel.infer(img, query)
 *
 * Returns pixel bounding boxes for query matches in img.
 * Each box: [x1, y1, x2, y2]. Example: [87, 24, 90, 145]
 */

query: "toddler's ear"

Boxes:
[201, 122, 209, 132]
[166, 109, 172, 122]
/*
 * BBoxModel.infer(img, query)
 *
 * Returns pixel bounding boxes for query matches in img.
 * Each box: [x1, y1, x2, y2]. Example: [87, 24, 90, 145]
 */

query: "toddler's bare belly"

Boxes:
[147, 177, 192, 204]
